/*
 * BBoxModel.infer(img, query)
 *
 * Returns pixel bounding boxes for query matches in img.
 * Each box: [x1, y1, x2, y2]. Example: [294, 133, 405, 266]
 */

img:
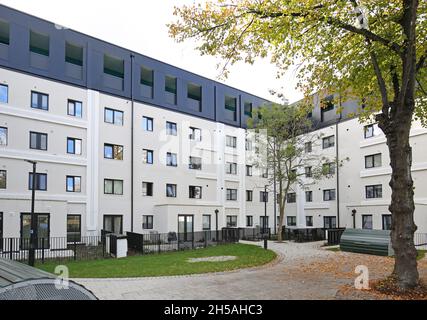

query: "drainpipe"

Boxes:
[273, 140, 277, 234]
[130, 53, 135, 232]
[335, 98, 342, 228]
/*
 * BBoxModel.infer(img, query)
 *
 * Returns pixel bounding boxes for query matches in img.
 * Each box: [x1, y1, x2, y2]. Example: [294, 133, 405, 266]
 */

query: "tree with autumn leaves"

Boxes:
[168, 0, 426, 289]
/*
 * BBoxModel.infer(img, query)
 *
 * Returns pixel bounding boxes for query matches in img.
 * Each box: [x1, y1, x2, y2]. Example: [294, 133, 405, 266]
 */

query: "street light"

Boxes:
[26, 160, 37, 267]
[215, 209, 219, 242]
[263, 184, 268, 250]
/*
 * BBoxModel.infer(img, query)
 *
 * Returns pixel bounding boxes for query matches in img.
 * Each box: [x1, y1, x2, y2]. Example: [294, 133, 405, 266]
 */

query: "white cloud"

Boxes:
[1, 0, 304, 103]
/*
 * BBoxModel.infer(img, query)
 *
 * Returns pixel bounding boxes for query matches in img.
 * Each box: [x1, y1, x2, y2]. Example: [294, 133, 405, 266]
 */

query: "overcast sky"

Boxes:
[0, 0, 304, 103]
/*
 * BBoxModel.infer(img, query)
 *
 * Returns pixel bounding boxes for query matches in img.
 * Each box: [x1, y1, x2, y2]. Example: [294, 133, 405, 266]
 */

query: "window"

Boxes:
[226, 216, 238, 228]
[226, 189, 238, 201]
[189, 127, 202, 141]
[103, 215, 123, 234]
[142, 149, 154, 164]
[67, 215, 81, 243]
[166, 184, 177, 197]
[225, 162, 237, 175]
[321, 96, 334, 122]
[246, 165, 253, 176]
[323, 189, 336, 201]
[202, 215, 211, 231]
[366, 185, 382, 199]
[66, 176, 81, 192]
[30, 132, 47, 151]
[322, 136, 335, 149]
[364, 123, 381, 139]
[104, 179, 123, 195]
[165, 76, 177, 105]
[246, 216, 253, 227]
[244, 102, 253, 117]
[260, 216, 269, 230]
[305, 166, 312, 178]
[67, 138, 82, 155]
[31, 91, 49, 110]
[0, 170, 6, 189]
[287, 216, 297, 227]
[189, 156, 202, 170]
[166, 121, 177, 136]
[21, 213, 49, 249]
[65, 42, 83, 66]
[305, 191, 313, 202]
[362, 215, 373, 229]
[143, 116, 153, 132]
[246, 190, 253, 202]
[143, 215, 154, 230]
[0, 84, 8, 103]
[382, 215, 392, 231]
[189, 186, 202, 199]
[142, 182, 153, 196]
[306, 216, 313, 227]
[261, 168, 268, 178]
[30, 30, 49, 56]
[245, 139, 253, 151]
[141, 66, 154, 98]
[0, 20, 10, 45]
[323, 162, 336, 175]
[225, 95, 237, 121]
[104, 144, 124, 160]
[287, 193, 296, 203]
[304, 142, 312, 153]
[166, 152, 178, 167]
[0, 127, 7, 145]
[104, 108, 123, 125]
[324, 216, 337, 229]
[104, 54, 124, 78]
[28, 173, 47, 191]
[187, 83, 202, 111]
[365, 154, 382, 169]
[260, 191, 268, 202]
[226, 135, 237, 148]
[67, 100, 82, 117]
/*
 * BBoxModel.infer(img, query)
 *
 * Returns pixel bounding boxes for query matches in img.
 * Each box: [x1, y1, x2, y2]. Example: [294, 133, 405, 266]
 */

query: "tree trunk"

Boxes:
[277, 201, 285, 242]
[378, 106, 419, 289]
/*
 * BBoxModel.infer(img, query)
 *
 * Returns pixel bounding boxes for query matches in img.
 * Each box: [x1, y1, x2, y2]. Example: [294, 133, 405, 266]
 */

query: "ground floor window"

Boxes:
[67, 215, 81, 243]
[260, 216, 269, 230]
[287, 216, 296, 226]
[362, 215, 373, 229]
[306, 216, 313, 227]
[103, 215, 123, 234]
[226, 215, 237, 227]
[202, 215, 211, 230]
[142, 215, 154, 230]
[323, 216, 336, 229]
[178, 215, 193, 241]
[246, 215, 253, 227]
[0, 212, 3, 251]
[20, 213, 50, 249]
[382, 214, 392, 230]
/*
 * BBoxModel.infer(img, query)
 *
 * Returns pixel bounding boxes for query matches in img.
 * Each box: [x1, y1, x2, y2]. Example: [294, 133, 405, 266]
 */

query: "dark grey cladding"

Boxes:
[0, 4, 269, 128]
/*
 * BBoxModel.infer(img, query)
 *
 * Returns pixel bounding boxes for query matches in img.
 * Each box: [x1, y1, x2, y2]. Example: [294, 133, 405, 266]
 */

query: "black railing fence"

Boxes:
[0, 235, 109, 264]
[127, 229, 239, 255]
[415, 233, 427, 250]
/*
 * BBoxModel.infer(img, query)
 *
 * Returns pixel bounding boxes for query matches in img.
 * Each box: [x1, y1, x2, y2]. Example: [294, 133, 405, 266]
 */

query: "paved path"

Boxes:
[76, 241, 349, 300]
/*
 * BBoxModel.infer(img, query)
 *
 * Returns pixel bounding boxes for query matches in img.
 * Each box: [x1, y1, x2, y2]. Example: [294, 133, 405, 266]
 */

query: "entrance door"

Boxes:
[323, 216, 337, 229]
[178, 215, 193, 242]
[20, 213, 50, 249]
[103, 215, 123, 234]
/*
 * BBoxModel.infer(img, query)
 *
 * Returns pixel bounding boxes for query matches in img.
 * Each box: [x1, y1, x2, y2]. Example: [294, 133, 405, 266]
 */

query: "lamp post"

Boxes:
[352, 209, 357, 229]
[263, 185, 268, 250]
[215, 209, 219, 242]
[26, 160, 37, 267]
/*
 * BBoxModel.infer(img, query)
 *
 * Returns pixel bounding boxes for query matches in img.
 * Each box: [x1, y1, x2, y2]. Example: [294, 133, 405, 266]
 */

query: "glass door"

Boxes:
[103, 215, 123, 234]
[178, 215, 193, 242]
[0, 212, 3, 251]
[20, 213, 50, 249]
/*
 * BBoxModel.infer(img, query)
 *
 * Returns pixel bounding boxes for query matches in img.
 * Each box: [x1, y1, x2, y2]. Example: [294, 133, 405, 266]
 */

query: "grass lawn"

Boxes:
[36, 243, 276, 278]
[325, 247, 426, 260]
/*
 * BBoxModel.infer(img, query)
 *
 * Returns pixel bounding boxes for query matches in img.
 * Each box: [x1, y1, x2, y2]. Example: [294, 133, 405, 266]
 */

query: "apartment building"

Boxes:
[0, 5, 274, 242]
[0, 5, 425, 244]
